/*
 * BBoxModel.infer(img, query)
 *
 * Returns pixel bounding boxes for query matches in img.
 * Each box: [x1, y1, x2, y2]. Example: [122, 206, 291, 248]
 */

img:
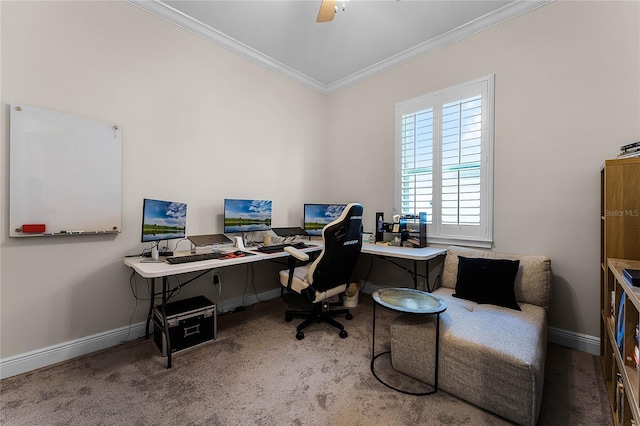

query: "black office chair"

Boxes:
[279, 203, 364, 340]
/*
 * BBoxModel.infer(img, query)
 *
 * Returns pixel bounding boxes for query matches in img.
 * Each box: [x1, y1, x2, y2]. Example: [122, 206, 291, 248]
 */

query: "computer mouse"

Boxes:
[234, 250, 244, 256]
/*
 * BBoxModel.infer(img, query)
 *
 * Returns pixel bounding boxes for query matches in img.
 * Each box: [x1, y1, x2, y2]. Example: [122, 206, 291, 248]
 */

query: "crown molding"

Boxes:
[324, 0, 553, 94]
[125, 0, 327, 93]
[126, 0, 552, 96]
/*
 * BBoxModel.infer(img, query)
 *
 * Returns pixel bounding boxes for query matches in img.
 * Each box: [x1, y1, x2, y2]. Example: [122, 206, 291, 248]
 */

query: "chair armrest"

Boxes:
[284, 246, 309, 262]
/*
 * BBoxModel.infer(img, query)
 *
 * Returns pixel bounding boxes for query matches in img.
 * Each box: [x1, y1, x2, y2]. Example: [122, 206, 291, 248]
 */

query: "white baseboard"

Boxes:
[0, 288, 601, 379]
[0, 288, 284, 379]
[215, 288, 282, 314]
[363, 282, 602, 356]
[0, 322, 148, 379]
[547, 326, 600, 356]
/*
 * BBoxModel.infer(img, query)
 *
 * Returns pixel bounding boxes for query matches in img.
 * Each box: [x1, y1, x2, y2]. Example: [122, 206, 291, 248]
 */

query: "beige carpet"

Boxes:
[1, 293, 612, 425]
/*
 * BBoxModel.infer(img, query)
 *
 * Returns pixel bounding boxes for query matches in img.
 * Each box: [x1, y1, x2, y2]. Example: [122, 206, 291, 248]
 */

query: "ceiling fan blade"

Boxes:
[316, 0, 336, 23]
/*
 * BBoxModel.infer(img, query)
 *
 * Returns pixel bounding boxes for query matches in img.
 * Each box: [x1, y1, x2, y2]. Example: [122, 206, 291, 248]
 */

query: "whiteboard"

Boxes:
[10, 104, 121, 237]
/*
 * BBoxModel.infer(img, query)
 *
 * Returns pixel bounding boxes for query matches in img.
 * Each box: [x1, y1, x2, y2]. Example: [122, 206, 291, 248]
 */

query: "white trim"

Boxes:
[125, 0, 551, 95]
[325, 1, 551, 94]
[547, 326, 600, 356]
[363, 283, 601, 356]
[125, 0, 326, 93]
[396, 75, 495, 245]
[1, 287, 599, 379]
[0, 322, 148, 379]
[215, 288, 282, 314]
[0, 288, 282, 379]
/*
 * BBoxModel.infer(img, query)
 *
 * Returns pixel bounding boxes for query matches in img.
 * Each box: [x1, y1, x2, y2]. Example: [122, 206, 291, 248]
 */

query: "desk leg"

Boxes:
[434, 313, 440, 390]
[371, 301, 377, 359]
[370, 302, 438, 396]
[162, 276, 172, 369]
[423, 259, 433, 292]
[145, 278, 156, 339]
[425, 259, 429, 292]
[415, 259, 434, 292]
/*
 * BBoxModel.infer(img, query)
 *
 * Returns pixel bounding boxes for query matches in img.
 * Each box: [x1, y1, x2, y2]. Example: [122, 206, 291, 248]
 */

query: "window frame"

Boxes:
[395, 75, 495, 248]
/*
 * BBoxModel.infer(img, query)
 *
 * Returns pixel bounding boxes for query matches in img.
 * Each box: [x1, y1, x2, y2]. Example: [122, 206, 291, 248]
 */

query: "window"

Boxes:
[396, 75, 494, 247]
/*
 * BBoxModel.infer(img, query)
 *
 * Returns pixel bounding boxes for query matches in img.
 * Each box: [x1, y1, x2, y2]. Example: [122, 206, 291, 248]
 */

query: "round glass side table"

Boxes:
[371, 287, 447, 395]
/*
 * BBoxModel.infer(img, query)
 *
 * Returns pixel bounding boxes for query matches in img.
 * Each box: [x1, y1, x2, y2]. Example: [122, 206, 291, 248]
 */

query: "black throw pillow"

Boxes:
[453, 256, 521, 311]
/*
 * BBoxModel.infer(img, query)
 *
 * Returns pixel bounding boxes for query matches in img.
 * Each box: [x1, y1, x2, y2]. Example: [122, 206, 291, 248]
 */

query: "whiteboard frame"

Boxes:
[9, 104, 122, 238]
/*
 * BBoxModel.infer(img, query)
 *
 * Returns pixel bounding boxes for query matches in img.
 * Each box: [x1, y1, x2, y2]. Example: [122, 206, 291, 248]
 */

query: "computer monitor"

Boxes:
[303, 204, 347, 236]
[141, 198, 187, 243]
[223, 199, 272, 233]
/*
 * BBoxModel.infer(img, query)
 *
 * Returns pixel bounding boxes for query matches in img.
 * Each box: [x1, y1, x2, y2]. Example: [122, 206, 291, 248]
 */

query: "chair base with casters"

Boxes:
[284, 293, 353, 340]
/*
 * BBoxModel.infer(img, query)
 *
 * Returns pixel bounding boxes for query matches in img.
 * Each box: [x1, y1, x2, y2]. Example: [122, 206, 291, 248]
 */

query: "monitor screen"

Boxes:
[303, 204, 347, 236]
[224, 199, 272, 233]
[141, 198, 187, 243]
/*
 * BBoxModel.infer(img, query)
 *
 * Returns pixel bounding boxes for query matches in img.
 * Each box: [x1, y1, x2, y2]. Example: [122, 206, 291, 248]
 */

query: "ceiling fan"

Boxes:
[316, 0, 347, 23]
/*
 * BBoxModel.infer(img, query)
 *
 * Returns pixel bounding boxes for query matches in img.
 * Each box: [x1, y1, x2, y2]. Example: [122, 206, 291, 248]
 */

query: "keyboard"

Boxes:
[257, 242, 308, 253]
[166, 252, 224, 264]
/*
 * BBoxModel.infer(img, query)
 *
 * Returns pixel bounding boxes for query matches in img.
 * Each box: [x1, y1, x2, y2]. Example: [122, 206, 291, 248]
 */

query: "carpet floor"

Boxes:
[1, 293, 612, 425]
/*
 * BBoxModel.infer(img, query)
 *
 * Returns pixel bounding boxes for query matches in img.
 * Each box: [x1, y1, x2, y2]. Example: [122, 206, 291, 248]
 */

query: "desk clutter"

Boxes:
[375, 211, 427, 248]
[165, 250, 254, 264]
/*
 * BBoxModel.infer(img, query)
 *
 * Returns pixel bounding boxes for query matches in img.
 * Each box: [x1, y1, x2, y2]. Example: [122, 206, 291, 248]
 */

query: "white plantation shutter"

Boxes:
[400, 108, 434, 221]
[441, 95, 482, 225]
[396, 75, 494, 246]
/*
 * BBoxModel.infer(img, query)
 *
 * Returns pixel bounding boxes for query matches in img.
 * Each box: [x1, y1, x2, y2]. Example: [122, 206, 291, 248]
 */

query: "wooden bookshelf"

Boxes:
[601, 157, 640, 425]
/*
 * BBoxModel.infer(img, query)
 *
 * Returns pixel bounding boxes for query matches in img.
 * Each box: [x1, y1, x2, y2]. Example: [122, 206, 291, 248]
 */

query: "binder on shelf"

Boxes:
[623, 268, 640, 286]
[617, 292, 626, 352]
[620, 141, 640, 152]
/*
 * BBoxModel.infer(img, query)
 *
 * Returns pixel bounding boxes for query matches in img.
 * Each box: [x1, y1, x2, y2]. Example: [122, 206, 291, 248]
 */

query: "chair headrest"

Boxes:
[322, 203, 363, 245]
[308, 203, 364, 292]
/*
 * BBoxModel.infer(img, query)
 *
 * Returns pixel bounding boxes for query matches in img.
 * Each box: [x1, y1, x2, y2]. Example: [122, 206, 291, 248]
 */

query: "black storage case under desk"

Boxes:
[153, 296, 217, 356]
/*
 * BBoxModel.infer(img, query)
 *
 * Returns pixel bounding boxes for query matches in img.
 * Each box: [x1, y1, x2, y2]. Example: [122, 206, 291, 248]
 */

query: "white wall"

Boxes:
[1, 0, 639, 373]
[0, 1, 327, 360]
[326, 1, 640, 341]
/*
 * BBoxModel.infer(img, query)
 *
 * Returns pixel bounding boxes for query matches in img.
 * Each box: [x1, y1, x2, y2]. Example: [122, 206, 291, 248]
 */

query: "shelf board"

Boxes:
[609, 259, 640, 310]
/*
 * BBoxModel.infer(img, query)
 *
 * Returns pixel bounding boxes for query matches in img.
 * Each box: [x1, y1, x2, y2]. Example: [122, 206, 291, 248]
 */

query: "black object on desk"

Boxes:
[166, 252, 224, 264]
[188, 234, 232, 246]
[272, 227, 308, 237]
[257, 242, 310, 253]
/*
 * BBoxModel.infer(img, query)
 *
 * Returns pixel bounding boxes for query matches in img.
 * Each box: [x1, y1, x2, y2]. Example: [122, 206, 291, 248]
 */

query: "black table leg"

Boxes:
[145, 278, 156, 339]
[434, 313, 440, 389]
[162, 276, 172, 368]
[371, 301, 377, 359]
[370, 298, 440, 395]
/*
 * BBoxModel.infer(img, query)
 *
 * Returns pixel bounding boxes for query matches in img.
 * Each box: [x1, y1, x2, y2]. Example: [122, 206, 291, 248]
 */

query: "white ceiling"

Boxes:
[128, 0, 550, 94]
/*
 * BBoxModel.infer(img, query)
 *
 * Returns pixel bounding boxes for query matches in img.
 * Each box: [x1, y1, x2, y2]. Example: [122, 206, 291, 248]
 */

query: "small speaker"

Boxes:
[419, 212, 427, 247]
[234, 236, 245, 250]
[375, 212, 384, 242]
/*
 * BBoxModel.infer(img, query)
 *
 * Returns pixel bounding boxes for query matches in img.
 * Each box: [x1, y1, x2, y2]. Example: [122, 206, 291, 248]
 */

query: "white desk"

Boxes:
[361, 243, 445, 260]
[124, 242, 445, 368]
[124, 244, 322, 368]
[360, 243, 447, 290]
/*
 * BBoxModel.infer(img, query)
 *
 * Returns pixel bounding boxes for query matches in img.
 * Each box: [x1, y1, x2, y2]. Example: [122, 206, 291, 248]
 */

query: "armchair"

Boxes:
[279, 203, 364, 340]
